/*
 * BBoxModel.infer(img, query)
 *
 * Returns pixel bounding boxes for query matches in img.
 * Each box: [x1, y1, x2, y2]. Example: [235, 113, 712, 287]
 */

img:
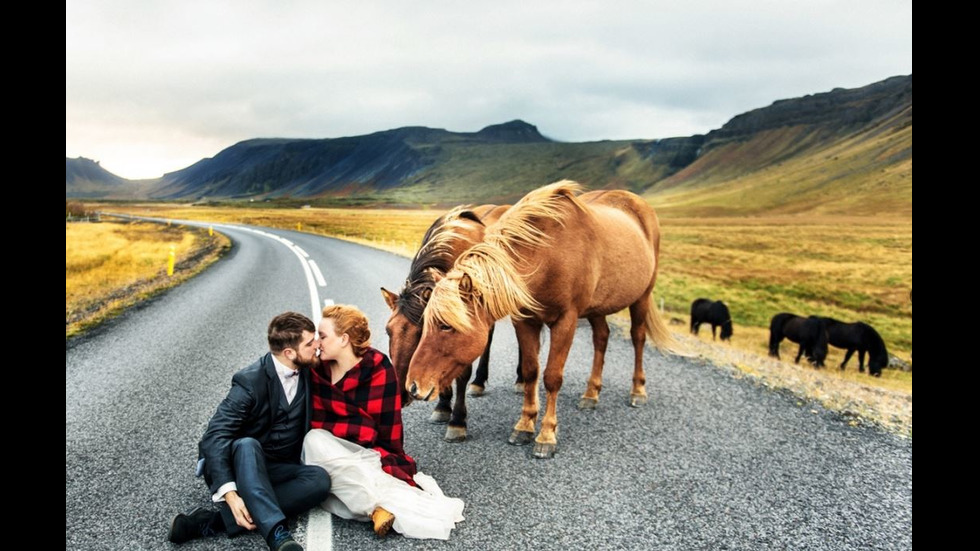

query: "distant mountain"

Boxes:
[66, 157, 129, 198]
[150, 120, 553, 200]
[648, 75, 912, 216]
[67, 75, 912, 216]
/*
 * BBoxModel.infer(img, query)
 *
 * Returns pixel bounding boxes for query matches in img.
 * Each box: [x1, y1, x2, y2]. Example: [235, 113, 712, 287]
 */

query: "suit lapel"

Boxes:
[261, 353, 279, 433]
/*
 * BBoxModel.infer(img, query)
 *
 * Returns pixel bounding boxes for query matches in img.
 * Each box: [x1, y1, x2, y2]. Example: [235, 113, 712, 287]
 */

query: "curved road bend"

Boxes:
[66, 222, 912, 550]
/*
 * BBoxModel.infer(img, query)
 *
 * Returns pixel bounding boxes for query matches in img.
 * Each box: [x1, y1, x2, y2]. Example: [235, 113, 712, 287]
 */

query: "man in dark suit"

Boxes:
[169, 312, 331, 551]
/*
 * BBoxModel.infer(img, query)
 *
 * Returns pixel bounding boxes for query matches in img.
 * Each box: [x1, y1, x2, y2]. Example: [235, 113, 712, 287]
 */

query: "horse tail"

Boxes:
[645, 295, 687, 356]
[768, 315, 786, 357]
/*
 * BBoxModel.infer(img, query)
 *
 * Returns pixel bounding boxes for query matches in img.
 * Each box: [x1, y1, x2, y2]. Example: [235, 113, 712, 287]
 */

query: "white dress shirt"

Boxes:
[272, 355, 301, 405]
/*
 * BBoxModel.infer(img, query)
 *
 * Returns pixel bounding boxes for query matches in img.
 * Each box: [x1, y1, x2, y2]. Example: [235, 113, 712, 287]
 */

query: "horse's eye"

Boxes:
[439, 323, 454, 332]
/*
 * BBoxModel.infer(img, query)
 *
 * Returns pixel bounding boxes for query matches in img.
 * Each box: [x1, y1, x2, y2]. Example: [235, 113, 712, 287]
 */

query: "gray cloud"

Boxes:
[66, 0, 912, 178]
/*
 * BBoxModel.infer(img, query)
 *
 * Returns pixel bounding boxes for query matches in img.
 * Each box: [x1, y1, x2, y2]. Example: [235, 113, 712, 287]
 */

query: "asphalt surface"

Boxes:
[66, 222, 912, 551]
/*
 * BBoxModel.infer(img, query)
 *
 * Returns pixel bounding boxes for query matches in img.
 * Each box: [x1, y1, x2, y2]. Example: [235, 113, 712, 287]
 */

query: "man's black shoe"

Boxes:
[268, 524, 303, 551]
[168, 506, 217, 544]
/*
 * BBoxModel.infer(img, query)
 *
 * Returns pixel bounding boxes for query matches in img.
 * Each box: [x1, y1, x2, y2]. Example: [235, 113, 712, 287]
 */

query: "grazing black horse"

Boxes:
[768, 313, 829, 367]
[690, 298, 734, 341]
[823, 318, 889, 376]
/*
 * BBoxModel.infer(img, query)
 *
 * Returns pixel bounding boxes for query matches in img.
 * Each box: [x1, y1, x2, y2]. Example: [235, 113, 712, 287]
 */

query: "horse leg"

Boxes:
[690, 319, 699, 335]
[534, 313, 578, 459]
[430, 387, 453, 423]
[468, 325, 494, 396]
[445, 363, 472, 442]
[858, 349, 866, 373]
[578, 315, 609, 410]
[712, 324, 717, 341]
[795, 344, 804, 364]
[840, 349, 855, 370]
[628, 298, 650, 407]
[514, 320, 526, 394]
[509, 319, 542, 446]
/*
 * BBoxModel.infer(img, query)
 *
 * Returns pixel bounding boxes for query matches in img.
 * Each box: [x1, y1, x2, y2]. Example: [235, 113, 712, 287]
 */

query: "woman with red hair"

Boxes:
[302, 304, 464, 540]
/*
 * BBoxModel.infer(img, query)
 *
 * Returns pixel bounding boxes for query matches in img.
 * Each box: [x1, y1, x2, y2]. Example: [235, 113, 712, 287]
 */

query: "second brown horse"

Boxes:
[406, 181, 677, 458]
[381, 204, 509, 442]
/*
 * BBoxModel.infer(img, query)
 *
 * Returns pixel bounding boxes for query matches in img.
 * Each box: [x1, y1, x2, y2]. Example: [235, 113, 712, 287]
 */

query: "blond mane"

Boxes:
[424, 181, 586, 331]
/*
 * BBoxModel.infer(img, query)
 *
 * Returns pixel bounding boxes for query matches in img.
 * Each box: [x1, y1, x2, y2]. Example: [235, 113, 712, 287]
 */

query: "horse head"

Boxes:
[720, 320, 734, 341]
[867, 331, 889, 377]
[406, 272, 494, 401]
[381, 285, 429, 405]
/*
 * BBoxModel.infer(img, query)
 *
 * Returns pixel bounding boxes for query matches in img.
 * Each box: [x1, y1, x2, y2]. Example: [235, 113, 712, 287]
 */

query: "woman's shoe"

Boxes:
[371, 506, 395, 537]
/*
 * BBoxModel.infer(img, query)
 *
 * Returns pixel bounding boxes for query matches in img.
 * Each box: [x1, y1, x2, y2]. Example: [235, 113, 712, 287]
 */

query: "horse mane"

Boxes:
[397, 207, 484, 326]
[425, 181, 586, 331]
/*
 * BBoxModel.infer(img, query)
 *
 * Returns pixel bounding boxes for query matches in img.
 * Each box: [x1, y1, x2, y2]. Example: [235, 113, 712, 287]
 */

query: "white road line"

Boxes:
[233, 225, 332, 548]
[309, 260, 327, 287]
[221, 226, 320, 321]
[306, 509, 334, 551]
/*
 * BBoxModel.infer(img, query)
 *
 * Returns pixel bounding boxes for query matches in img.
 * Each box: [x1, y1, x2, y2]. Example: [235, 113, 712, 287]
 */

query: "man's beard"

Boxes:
[293, 353, 319, 370]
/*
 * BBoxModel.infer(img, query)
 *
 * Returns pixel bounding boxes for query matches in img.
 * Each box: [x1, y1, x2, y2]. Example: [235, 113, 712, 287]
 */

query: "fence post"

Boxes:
[167, 245, 176, 276]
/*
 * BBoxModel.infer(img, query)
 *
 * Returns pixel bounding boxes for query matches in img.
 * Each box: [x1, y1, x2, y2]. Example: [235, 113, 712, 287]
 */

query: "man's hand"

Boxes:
[224, 490, 257, 531]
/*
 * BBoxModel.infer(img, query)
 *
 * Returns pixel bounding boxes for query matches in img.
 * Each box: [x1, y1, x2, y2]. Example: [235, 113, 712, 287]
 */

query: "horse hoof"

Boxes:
[629, 394, 648, 408]
[577, 397, 598, 410]
[514, 383, 525, 394]
[444, 426, 467, 443]
[532, 442, 556, 459]
[508, 430, 535, 445]
[429, 410, 451, 424]
[467, 384, 486, 397]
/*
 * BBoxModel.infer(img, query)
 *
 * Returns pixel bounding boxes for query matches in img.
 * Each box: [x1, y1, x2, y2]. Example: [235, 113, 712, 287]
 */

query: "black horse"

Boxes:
[768, 313, 828, 367]
[823, 318, 889, 377]
[690, 298, 733, 341]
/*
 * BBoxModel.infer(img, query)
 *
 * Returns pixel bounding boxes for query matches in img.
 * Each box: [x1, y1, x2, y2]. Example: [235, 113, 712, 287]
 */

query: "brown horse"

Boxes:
[381, 204, 510, 442]
[406, 181, 678, 458]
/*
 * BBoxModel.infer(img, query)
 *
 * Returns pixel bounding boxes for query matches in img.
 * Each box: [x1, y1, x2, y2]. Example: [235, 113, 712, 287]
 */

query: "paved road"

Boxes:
[66, 222, 912, 550]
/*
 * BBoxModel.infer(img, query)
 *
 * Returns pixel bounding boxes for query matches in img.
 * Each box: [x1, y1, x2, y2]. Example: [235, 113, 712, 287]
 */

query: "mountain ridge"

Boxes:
[66, 75, 912, 216]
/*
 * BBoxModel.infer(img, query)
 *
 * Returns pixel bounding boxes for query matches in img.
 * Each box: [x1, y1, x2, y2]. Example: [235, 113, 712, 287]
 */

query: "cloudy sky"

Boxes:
[66, 0, 912, 179]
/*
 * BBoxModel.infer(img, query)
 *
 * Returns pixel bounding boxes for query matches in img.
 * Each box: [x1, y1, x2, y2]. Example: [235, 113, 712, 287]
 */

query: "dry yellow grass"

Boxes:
[109, 204, 437, 258]
[66, 220, 230, 337]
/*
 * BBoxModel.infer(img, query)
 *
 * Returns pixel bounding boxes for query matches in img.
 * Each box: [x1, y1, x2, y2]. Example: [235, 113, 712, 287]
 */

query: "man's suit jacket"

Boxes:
[198, 353, 312, 495]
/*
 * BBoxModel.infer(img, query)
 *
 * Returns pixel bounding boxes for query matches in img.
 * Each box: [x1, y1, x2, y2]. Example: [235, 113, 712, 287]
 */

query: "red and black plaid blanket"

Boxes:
[310, 348, 418, 486]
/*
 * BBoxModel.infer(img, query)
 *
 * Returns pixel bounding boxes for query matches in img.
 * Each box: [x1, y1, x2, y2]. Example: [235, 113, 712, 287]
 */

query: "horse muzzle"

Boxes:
[408, 381, 436, 402]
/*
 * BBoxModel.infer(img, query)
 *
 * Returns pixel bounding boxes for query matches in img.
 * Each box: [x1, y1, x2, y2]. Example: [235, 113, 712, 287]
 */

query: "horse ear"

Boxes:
[381, 287, 398, 311]
[459, 273, 473, 296]
[421, 287, 432, 302]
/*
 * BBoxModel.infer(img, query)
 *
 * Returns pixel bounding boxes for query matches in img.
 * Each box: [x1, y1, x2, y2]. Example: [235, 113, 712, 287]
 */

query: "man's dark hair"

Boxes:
[268, 312, 316, 353]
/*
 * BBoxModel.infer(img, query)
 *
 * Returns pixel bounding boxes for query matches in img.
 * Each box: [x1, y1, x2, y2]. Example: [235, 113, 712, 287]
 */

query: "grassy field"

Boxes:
[101, 204, 911, 391]
[654, 216, 912, 356]
[66, 219, 230, 337]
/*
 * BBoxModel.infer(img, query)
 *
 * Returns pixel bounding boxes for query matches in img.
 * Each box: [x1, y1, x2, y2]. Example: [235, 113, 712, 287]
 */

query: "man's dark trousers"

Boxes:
[199, 354, 330, 541]
[220, 437, 329, 538]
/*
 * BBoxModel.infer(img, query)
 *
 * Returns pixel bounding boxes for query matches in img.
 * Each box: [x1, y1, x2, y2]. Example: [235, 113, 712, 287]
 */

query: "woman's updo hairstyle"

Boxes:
[322, 304, 372, 357]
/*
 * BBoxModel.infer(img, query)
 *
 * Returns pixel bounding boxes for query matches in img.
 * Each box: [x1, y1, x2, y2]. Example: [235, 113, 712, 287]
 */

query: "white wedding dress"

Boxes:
[301, 429, 465, 540]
